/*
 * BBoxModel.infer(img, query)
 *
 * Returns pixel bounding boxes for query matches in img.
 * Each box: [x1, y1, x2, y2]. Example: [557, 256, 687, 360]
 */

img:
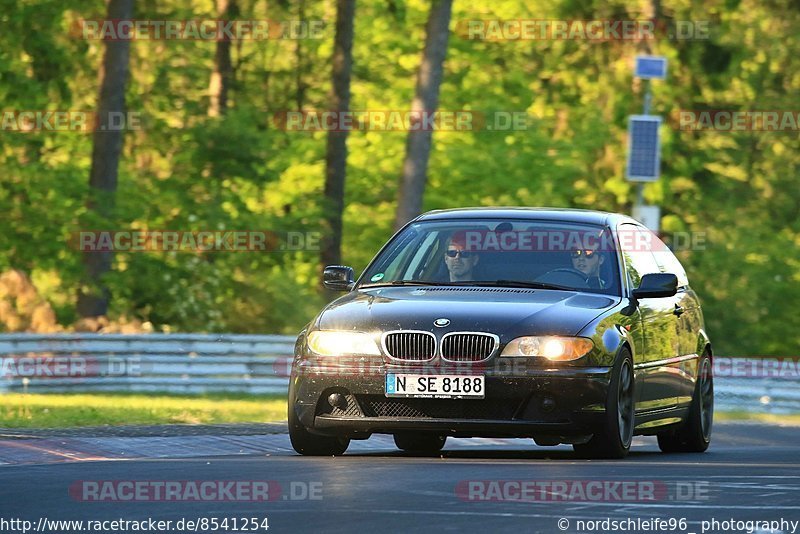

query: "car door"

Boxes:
[651, 240, 701, 407]
[618, 224, 681, 412]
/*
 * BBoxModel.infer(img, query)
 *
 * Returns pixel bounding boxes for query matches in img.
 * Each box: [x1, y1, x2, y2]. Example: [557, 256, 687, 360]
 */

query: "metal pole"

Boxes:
[635, 79, 652, 215]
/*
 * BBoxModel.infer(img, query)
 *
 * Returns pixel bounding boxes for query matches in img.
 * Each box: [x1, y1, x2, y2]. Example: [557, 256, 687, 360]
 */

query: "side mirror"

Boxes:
[323, 265, 355, 291]
[633, 273, 678, 299]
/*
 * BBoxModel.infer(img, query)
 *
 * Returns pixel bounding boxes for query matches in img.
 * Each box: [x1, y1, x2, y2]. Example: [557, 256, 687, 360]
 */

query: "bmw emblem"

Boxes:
[433, 318, 450, 328]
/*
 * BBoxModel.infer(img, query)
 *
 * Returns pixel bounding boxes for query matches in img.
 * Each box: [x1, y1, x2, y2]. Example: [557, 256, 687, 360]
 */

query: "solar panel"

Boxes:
[626, 115, 662, 182]
[635, 56, 667, 79]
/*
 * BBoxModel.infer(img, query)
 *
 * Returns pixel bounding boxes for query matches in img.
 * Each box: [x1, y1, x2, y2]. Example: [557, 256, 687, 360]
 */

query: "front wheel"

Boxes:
[657, 352, 713, 453]
[288, 382, 350, 456]
[573, 348, 635, 459]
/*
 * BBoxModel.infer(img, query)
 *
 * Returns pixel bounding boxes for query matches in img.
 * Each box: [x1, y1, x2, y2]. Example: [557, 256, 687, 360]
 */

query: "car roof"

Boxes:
[414, 207, 638, 227]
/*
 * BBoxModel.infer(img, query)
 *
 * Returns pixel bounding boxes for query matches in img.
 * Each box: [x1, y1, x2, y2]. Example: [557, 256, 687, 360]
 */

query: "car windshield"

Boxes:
[360, 218, 621, 296]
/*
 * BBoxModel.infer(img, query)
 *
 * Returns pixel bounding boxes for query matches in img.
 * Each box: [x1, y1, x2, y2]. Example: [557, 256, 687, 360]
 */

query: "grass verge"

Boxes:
[4, 394, 797, 429]
[0, 392, 287, 428]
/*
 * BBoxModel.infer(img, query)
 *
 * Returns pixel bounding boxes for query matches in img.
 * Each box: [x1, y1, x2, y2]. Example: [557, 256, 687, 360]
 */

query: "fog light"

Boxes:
[328, 393, 347, 410]
[541, 396, 556, 413]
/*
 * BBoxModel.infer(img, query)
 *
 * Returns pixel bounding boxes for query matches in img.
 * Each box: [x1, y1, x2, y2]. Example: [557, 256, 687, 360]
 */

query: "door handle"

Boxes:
[673, 304, 684, 316]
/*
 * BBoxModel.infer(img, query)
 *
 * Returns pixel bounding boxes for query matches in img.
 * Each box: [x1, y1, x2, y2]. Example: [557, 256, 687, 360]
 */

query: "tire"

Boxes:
[393, 433, 447, 454]
[288, 383, 350, 456]
[657, 352, 713, 453]
[573, 347, 635, 459]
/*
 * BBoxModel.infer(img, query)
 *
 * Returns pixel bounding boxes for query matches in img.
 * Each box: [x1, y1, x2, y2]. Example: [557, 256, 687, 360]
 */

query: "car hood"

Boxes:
[315, 286, 619, 339]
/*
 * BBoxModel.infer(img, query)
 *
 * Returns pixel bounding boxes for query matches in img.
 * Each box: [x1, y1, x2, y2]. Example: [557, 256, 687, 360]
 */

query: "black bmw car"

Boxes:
[288, 208, 713, 458]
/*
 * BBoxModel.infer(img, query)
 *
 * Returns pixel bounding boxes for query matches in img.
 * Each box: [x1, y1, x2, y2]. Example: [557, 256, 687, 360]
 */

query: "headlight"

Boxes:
[500, 336, 594, 361]
[307, 331, 381, 356]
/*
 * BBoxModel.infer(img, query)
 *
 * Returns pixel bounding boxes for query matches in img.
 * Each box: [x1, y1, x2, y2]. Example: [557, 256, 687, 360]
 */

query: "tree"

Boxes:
[393, 0, 453, 230]
[0, 0, 797, 353]
[208, 0, 238, 117]
[320, 0, 356, 270]
[295, 0, 309, 110]
[76, 0, 134, 318]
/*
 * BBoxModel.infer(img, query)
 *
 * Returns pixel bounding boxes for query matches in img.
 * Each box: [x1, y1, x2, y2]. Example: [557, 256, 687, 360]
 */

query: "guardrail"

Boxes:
[713, 377, 800, 414]
[0, 334, 294, 395]
[0, 334, 797, 413]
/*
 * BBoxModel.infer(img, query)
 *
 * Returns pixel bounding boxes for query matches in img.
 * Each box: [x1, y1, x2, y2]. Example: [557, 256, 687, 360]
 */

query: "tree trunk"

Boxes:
[641, 0, 661, 54]
[393, 0, 453, 230]
[295, 0, 307, 111]
[320, 0, 356, 271]
[76, 0, 134, 318]
[208, 0, 238, 117]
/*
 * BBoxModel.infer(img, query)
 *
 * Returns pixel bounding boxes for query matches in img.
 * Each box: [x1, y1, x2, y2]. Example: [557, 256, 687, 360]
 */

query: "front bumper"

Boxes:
[290, 357, 613, 439]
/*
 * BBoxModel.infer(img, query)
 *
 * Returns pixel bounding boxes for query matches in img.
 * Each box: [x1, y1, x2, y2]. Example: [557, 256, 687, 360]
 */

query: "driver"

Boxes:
[444, 232, 479, 282]
[570, 245, 605, 288]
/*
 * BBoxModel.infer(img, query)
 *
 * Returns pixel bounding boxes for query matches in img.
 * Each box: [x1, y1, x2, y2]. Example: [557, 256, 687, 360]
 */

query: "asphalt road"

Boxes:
[1, 422, 799, 534]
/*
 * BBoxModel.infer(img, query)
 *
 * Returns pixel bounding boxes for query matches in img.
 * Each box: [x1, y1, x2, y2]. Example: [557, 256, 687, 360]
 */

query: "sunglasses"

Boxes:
[446, 250, 474, 259]
[570, 249, 597, 259]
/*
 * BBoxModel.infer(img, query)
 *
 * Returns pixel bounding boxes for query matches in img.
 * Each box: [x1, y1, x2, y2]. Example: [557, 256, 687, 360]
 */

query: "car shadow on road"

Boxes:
[342, 448, 666, 461]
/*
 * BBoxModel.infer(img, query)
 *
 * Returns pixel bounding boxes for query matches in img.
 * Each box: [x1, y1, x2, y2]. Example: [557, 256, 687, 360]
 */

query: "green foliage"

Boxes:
[0, 0, 798, 356]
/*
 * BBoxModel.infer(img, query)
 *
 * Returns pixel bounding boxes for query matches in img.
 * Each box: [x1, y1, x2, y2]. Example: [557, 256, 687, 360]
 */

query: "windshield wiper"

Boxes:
[389, 280, 443, 286]
[474, 279, 574, 291]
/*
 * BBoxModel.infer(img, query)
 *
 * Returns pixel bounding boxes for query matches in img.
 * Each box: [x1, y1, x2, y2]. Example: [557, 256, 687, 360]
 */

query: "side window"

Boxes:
[618, 224, 661, 289]
[405, 232, 440, 279]
[650, 235, 689, 288]
[365, 229, 419, 280]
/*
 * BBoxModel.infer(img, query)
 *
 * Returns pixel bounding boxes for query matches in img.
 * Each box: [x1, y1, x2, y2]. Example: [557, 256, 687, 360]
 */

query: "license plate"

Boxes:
[385, 373, 485, 399]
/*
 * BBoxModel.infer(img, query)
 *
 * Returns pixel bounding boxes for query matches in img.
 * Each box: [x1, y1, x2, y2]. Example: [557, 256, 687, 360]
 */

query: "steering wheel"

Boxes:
[538, 267, 590, 287]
